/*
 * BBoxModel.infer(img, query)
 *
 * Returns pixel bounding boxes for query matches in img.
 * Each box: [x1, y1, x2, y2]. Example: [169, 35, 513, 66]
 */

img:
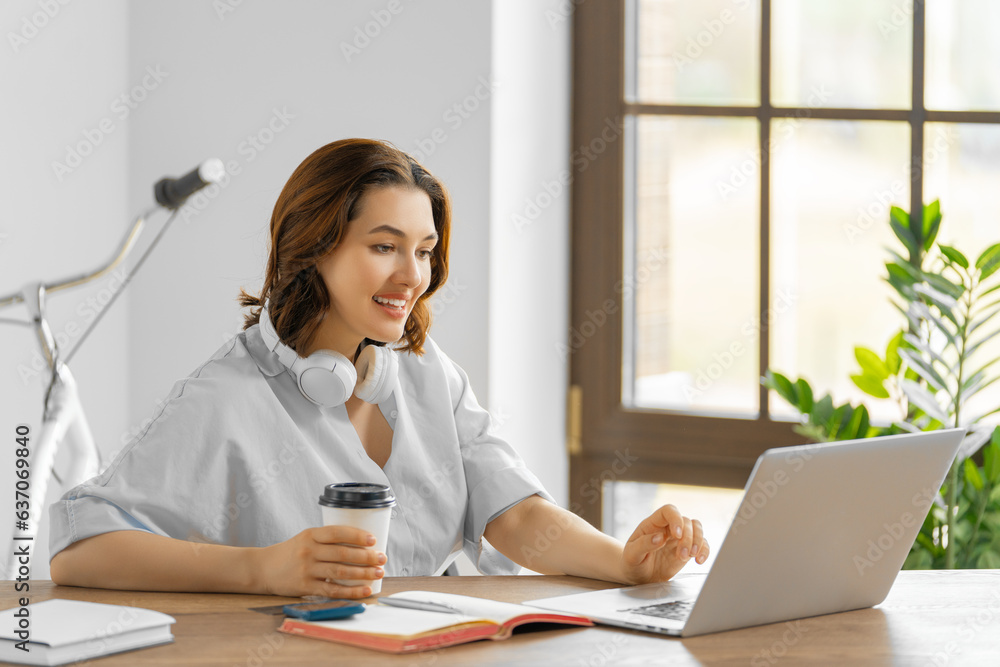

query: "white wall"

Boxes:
[0, 0, 130, 579]
[490, 0, 571, 507]
[0, 0, 571, 579]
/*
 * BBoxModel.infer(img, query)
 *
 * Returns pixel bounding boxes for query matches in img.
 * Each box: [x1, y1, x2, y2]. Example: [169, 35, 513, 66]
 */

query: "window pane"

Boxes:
[924, 123, 1000, 426]
[633, 0, 760, 106]
[770, 120, 910, 422]
[629, 116, 759, 416]
[772, 0, 911, 109]
[926, 1, 1000, 111]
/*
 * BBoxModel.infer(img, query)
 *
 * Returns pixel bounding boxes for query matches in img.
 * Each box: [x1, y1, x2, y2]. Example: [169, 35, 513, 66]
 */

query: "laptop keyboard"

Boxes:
[620, 600, 695, 622]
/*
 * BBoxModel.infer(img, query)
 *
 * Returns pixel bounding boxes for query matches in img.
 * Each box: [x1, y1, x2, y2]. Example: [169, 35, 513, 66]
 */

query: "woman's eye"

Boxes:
[375, 244, 393, 253]
[419, 250, 433, 259]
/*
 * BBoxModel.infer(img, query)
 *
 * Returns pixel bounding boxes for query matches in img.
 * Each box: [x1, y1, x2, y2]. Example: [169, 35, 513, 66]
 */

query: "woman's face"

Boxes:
[317, 185, 438, 346]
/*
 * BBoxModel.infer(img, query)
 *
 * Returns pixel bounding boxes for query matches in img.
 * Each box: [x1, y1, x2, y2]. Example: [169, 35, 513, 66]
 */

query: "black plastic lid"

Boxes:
[319, 482, 396, 509]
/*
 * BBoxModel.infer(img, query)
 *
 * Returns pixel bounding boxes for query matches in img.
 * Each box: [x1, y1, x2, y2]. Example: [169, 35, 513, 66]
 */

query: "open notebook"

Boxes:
[278, 591, 592, 653]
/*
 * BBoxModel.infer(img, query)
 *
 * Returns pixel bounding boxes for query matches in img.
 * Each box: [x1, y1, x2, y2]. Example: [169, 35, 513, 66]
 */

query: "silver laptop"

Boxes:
[526, 428, 965, 637]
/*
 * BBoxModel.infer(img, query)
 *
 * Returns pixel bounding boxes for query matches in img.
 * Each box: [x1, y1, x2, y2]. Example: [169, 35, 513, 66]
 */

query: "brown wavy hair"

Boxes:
[238, 138, 451, 356]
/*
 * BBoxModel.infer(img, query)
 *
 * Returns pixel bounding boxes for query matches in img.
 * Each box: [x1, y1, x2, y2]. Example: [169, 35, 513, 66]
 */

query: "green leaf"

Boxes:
[890, 207, 919, 258]
[975, 243, 1000, 281]
[938, 244, 969, 269]
[885, 331, 904, 374]
[923, 200, 942, 251]
[902, 333, 951, 372]
[922, 272, 965, 300]
[764, 371, 798, 408]
[886, 262, 918, 287]
[885, 250, 924, 280]
[810, 394, 834, 427]
[795, 378, 814, 414]
[851, 373, 890, 399]
[960, 370, 991, 400]
[903, 547, 934, 570]
[897, 348, 949, 394]
[967, 304, 1000, 337]
[964, 458, 985, 492]
[966, 326, 1000, 358]
[900, 379, 950, 423]
[913, 283, 960, 326]
[984, 437, 1000, 484]
[977, 551, 1000, 569]
[979, 282, 1000, 299]
[909, 301, 959, 348]
[915, 531, 942, 558]
[855, 346, 890, 380]
[848, 404, 870, 440]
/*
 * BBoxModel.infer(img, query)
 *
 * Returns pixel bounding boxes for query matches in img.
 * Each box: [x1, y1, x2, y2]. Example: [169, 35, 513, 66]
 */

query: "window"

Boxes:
[571, 0, 1000, 527]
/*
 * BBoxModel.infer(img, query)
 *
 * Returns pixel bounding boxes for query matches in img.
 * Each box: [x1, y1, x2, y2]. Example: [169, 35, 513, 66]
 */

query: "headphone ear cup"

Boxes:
[353, 345, 398, 404]
[258, 300, 374, 407]
[294, 350, 357, 407]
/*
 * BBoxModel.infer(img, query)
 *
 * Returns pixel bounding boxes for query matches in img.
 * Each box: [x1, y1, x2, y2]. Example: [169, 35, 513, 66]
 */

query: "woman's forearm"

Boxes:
[50, 530, 263, 594]
[484, 495, 629, 583]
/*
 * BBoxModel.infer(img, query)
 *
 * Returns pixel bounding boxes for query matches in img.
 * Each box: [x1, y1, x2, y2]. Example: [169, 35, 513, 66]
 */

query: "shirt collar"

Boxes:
[244, 323, 288, 377]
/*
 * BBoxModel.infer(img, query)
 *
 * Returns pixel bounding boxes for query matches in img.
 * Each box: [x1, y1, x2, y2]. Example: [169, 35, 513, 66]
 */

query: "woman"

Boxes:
[49, 138, 709, 597]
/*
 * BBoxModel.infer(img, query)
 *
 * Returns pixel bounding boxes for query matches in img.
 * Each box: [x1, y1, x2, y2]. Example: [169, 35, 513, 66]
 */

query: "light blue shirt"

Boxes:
[48, 324, 552, 575]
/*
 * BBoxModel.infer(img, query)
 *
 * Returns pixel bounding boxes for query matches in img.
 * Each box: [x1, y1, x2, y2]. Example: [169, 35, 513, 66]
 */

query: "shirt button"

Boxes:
[391, 509, 398, 519]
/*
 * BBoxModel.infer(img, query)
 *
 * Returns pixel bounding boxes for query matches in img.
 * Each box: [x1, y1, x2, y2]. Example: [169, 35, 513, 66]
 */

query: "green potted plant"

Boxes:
[764, 201, 1000, 569]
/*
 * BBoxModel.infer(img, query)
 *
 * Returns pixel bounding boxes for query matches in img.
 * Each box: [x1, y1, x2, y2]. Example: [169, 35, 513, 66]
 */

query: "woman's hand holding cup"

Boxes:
[255, 524, 386, 598]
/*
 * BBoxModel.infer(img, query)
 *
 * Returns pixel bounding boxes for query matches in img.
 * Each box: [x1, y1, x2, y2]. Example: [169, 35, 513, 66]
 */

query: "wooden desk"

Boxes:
[3, 571, 999, 665]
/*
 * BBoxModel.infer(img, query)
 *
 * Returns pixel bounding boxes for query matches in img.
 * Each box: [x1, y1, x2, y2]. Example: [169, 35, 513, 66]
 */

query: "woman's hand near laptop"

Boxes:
[484, 495, 708, 585]
[618, 504, 709, 584]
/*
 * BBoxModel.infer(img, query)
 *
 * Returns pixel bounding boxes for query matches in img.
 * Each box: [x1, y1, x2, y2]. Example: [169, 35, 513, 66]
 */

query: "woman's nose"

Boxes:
[394, 253, 422, 286]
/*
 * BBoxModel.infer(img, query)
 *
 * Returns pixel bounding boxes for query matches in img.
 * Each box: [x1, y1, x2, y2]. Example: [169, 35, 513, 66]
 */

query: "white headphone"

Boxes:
[257, 300, 398, 407]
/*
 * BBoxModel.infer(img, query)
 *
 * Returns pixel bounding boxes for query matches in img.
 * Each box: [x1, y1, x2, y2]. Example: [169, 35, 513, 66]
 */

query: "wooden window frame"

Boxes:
[570, 0, 1000, 528]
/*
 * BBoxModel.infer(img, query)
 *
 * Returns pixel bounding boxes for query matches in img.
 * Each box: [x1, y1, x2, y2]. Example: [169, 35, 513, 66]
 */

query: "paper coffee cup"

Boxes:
[319, 483, 395, 594]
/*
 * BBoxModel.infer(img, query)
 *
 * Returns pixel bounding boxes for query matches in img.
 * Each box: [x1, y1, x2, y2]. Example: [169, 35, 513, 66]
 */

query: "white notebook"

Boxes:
[0, 599, 175, 666]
